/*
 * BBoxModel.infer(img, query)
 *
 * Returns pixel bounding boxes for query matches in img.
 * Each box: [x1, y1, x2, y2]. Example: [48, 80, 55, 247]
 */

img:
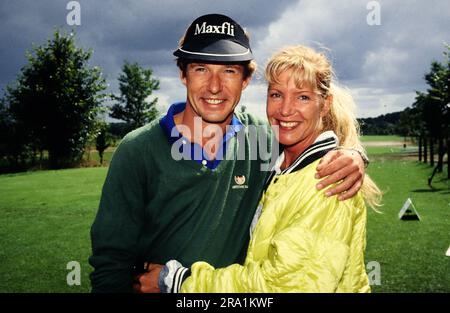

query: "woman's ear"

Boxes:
[321, 94, 332, 117]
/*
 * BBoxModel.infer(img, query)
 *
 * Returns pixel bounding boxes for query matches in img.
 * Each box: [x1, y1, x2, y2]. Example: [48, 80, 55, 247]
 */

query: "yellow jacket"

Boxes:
[181, 156, 370, 293]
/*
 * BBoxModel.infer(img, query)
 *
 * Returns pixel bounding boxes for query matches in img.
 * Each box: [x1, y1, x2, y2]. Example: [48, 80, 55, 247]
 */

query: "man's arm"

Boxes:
[315, 148, 366, 200]
[89, 138, 146, 292]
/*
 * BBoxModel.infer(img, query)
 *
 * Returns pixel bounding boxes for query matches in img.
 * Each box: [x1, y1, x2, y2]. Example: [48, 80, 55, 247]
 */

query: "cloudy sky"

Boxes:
[0, 0, 449, 119]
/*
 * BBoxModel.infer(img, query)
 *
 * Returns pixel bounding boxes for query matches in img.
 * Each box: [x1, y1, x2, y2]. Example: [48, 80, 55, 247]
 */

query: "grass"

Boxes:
[0, 168, 107, 292]
[366, 161, 449, 292]
[82, 148, 115, 167]
[0, 135, 448, 292]
[361, 135, 408, 142]
[366, 146, 406, 155]
[365, 145, 421, 156]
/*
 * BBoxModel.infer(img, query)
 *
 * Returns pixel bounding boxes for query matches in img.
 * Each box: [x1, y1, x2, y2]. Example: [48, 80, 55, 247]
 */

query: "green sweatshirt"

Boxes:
[89, 112, 272, 292]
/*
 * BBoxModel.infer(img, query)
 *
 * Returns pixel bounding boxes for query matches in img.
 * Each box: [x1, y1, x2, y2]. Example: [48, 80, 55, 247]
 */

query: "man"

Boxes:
[89, 14, 367, 293]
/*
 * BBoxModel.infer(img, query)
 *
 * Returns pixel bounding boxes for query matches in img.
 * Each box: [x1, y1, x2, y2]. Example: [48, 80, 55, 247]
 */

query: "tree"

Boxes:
[0, 99, 13, 163]
[402, 105, 426, 162]
[424, 63, 443, 169]
[412, 92, 430, 163]
[110, 62, 160, 132]
[445, 45, 450, 179]
[0, 99, 32, 171]
[95, 122, 112, 165]
[411, 45, 450, 182]
[3, 30, 107, 169]
[424, 55, 449, 175]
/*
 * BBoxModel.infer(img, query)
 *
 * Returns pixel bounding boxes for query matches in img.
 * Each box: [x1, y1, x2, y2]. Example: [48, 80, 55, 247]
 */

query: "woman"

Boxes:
[153, 45, 381, 293]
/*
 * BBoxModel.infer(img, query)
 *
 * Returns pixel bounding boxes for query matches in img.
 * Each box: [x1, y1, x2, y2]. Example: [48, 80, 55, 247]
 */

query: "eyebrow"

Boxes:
[190, 63, 242, 68]
[268, 87, 314, 93]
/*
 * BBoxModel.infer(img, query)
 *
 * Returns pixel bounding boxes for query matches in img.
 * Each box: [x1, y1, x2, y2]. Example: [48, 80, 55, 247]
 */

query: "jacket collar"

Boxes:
[263, 131, 339, 190]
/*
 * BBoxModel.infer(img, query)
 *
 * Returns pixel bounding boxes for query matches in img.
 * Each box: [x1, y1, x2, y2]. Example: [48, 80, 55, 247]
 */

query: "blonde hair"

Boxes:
[265, 45, 382, 209]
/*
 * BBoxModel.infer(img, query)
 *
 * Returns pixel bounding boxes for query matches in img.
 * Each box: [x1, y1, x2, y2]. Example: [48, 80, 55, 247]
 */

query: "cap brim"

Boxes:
[174, 39, 253, 62]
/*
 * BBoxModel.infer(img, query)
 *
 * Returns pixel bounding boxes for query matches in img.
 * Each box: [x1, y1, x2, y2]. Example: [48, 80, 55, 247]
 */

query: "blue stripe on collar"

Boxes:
[159, 102, 244, 170]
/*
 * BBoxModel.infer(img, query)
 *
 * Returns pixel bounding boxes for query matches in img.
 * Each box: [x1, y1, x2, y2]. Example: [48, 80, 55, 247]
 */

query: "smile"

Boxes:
[279, 121, 300, 128]
[204, 98, 225, 105]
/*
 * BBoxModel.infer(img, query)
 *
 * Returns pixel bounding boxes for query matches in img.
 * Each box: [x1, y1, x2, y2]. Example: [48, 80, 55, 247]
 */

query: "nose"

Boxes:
[207, 72, 222, 94]
[279, 95, 294, 117]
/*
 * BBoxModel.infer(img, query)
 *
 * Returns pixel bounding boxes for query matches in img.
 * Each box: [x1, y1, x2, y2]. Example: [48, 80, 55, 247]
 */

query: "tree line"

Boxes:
[358, 112, 402, 136]
[1, 31, 448, 178]
[0, 30, 160, 172]
[396, 45, 450, 179]
[357, 45, 449, 180]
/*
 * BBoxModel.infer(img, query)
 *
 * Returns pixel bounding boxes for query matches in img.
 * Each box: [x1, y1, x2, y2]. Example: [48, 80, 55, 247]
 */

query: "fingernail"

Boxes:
[316, 183, 323, 190]
[325, 191, 332, 197]
[315, 173, 320, 179]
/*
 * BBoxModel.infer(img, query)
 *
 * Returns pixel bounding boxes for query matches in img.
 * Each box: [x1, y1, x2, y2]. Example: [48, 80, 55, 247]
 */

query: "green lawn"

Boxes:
[83, 149, 115, 166]
[365, 146, 421, 156]
[366, 161, 449, 292]
[0, 142, 449, 292]
[0, 168, 107, 292]
[361, 135, 408, 142]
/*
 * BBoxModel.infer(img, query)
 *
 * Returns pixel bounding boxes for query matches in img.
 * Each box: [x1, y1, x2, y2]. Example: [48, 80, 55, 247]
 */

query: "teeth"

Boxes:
[204, 99, 224, 104]
[279, 121, 299, 128]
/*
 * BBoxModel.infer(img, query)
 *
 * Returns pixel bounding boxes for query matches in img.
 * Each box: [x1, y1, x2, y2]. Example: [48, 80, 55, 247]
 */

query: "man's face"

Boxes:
[181, 63, 250, 124]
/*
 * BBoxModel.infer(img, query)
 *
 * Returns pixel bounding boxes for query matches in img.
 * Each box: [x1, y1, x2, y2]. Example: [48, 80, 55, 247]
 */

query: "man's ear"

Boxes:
[321, 94, 332, 117]
[179, 69, 187, 86]
[241, 75, 252, 91]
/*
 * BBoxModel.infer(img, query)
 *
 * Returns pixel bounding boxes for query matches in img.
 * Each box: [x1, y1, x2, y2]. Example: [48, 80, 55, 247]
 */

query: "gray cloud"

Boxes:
[249, 0, 450, 117]
[0, 0, 296, 99]
[0, 0, 449, 118]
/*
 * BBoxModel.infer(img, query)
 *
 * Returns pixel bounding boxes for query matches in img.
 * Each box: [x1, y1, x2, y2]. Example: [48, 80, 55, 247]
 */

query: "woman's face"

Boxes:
[266, 69, 330, 150]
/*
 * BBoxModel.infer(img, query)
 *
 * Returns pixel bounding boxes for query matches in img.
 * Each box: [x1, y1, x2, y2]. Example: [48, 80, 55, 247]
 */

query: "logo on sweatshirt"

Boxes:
[232, 175, 248, 189]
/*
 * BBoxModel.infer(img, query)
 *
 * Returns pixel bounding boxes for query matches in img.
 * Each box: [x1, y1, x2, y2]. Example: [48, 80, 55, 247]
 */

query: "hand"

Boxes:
[315, 149, 365, 201]
[132, 263, 164, 293]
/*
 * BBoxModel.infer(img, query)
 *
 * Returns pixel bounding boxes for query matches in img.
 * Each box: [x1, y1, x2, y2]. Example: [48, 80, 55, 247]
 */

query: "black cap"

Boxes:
[173, 14, 253, 62]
